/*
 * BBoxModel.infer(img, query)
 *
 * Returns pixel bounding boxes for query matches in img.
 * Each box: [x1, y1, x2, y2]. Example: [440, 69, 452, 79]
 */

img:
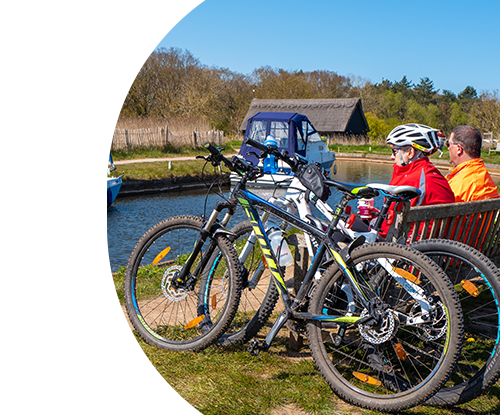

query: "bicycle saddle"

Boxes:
[323, 179, 379, 199]
[366, 183, 421, 200]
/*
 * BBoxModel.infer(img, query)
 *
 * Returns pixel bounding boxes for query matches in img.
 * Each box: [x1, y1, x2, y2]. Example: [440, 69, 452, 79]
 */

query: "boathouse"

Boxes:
[239, 98, 370, 144]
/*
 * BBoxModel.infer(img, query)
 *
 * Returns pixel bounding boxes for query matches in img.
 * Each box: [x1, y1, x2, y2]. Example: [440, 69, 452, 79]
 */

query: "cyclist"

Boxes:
[364, 124, 455, 238]
[445, 125, 499, 202]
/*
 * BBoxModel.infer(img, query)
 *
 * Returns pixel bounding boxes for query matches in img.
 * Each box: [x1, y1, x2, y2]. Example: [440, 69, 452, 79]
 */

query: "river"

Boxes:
[106, 159, 497, 271]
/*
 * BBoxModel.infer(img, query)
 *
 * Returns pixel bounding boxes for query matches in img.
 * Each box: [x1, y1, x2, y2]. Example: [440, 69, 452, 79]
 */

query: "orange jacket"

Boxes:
[446, 159, 499, 202]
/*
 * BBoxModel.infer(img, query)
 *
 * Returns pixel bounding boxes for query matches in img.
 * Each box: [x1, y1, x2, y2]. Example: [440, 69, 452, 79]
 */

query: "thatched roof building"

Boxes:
[240, 98, 369, 143]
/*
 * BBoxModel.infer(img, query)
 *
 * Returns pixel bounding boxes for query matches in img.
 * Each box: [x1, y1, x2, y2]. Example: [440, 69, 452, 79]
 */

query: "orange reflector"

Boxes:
[461, 280, 479, 297]
[387, 210, 395, 226]
[345, 205, 352, 215]
[353, 372, 382, 386]
[393, 267, 421, 284]
[184, 315, 205, 329]
[211, 294, 217, 310]
[262, 255, 268, 268]
[152, 247, 171, 266]
[393, 342, 407, 361]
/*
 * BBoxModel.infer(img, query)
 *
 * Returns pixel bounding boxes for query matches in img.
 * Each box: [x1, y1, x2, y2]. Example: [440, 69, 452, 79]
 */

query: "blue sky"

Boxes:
[157, 0, 499, 95]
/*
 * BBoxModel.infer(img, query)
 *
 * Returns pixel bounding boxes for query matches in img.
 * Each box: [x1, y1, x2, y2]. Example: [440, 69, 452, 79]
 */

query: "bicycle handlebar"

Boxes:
[203, 142, 234, 170]
[244, 138, 306, 172]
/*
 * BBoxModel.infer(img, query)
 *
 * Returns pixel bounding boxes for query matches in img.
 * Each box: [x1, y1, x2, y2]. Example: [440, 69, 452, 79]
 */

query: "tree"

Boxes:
[458, 86, 478, 101]
[414, 77, 437, 106]
[470, 91, 500, 136]
[392, 76, 413, 97]
[307, 70, 353, 98]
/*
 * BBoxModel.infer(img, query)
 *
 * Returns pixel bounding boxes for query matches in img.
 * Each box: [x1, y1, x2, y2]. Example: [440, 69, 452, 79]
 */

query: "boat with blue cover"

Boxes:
[231, 112, 335, 186]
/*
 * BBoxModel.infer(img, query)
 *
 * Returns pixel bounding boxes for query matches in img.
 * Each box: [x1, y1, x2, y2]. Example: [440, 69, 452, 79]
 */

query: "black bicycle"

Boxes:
[196, 140, 464, 412]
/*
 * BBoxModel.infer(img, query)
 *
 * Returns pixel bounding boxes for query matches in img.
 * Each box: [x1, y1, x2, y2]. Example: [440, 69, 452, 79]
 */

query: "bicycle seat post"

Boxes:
[325, 193, 351, 237]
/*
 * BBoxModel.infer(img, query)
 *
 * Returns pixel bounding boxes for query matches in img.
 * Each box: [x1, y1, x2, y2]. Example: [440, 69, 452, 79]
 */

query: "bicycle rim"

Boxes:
[411, 239, 500, 406]
[307, 243, 463, 412]
[124, 215, 241, 351]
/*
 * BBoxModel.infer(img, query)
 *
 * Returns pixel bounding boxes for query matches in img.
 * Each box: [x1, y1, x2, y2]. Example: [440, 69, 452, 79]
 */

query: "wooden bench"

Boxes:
[386, 197, 500, 263]
[489, 142, 500, 155]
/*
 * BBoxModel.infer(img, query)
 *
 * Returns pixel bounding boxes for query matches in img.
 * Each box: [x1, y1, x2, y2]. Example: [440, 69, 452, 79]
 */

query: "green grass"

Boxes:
[113, 159, 231, 181]
[111, 141, 242, 161]
[132, 321, 500, 415]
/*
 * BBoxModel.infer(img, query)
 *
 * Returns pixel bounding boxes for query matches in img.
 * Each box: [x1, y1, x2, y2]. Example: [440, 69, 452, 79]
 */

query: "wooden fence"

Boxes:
[111, 126, 224, 151]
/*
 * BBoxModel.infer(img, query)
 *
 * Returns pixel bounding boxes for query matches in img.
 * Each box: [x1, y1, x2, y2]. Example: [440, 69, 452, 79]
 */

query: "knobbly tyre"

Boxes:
[198, 141, 464, 412]
[307, 181, 500, 406]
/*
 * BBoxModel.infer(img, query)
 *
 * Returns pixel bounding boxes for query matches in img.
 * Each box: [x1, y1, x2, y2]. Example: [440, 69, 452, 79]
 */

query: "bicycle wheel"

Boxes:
[307, 243, 464, 412]
[124, 215, 242, 351]
[215, 220, 280, 346]
[411, 239, 500, 406]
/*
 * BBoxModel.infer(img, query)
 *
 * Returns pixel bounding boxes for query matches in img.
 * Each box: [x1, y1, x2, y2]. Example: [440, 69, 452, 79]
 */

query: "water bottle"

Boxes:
[262, 135, 278, 174]
[268, 227, 293, 267]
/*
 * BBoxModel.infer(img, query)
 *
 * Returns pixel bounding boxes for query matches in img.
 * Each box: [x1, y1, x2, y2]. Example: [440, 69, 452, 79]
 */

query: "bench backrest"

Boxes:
[386, 198, 500, 259]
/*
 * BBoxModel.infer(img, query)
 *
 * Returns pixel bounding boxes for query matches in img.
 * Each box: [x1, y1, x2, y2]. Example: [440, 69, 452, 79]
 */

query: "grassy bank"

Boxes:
[114, 265, 500, 414]
[111, 140, 242, 161]
[137, 336, 500, 415]
[113, 159, 225, 181]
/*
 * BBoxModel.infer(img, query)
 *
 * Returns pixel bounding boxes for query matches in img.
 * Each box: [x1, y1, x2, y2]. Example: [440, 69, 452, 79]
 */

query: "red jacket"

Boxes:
[380, 157, 455, 238]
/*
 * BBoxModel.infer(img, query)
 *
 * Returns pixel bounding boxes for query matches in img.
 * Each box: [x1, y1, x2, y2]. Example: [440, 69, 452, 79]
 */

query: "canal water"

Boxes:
[107, 160, 400, 271]
[109, 159, 499, 271]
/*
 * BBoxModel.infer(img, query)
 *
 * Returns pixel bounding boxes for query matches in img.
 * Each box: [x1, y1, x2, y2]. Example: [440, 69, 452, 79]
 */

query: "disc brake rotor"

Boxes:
[161, 265, 189, 302]
[359, 308, 396, 344]
[410, 302, 447, 341]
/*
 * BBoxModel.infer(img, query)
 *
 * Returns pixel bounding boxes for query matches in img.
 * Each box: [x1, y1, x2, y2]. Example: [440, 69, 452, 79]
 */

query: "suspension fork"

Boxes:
[173, 200, 235, 286]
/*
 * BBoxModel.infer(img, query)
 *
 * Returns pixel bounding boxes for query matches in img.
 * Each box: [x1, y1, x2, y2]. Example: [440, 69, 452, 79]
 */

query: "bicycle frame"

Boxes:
[229, 179, 382, 351]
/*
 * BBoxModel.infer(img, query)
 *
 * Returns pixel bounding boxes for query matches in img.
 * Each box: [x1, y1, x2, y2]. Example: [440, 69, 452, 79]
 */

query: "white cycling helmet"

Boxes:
[387, 124, 441, 155]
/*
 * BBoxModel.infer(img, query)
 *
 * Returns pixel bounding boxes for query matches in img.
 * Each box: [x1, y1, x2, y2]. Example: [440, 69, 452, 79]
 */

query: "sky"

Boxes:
[157, 0, 500, 95]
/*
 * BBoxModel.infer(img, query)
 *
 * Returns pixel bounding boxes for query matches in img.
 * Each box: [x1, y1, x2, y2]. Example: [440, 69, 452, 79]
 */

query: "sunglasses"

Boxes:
[445, 140, 460, 148]
[391, 147, 408, 155]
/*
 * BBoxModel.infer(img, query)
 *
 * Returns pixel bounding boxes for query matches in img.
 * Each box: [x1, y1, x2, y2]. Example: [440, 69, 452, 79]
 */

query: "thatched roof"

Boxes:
[240, 98, 369, 134]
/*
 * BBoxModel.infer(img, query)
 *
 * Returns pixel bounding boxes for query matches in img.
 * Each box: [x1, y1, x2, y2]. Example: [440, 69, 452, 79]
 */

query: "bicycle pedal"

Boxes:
[247, 338, 267, 356]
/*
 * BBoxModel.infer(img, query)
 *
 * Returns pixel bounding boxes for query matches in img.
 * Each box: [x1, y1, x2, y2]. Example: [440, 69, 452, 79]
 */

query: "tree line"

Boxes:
[121, 47, 499, 142]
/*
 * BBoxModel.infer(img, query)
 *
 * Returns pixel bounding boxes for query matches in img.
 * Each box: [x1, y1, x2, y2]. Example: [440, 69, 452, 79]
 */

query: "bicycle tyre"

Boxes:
[215, 220, 280, 346]
[307, 243, 464, 412]
[124, 215, 242, 351]
[410, 239, 500, 406]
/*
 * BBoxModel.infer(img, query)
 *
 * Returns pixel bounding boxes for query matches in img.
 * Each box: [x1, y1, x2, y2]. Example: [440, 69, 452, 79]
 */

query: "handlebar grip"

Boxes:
[245, 138, 269, 153]
[204, 142, 220, 156]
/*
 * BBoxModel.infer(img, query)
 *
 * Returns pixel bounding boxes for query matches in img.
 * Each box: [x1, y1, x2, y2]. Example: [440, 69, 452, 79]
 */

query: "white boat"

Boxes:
[230, 112, 335, 186]
[107, 154, 123, 205]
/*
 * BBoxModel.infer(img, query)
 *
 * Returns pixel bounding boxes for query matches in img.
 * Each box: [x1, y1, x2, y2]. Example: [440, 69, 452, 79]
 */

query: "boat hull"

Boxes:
[230, 158, 334, 188]
[107, 176, 123, 205]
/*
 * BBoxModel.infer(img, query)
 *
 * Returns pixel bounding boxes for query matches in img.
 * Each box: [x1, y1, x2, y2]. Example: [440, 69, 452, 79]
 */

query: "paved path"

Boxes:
[114, 154, 238, 165]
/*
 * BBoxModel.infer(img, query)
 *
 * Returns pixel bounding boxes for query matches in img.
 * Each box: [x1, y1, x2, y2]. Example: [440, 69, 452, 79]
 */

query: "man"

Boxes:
[376, 124, 456, 238]
[445, 125, 499, 202]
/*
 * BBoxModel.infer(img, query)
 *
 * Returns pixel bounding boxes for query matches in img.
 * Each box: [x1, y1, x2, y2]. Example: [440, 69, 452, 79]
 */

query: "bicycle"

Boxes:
[123, 201, 244, 352]
[197, 140, 464, 411]
[229, 171, 500, 406]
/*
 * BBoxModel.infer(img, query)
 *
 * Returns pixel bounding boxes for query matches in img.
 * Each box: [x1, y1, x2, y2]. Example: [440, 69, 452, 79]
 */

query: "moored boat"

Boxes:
[107, 154, 123, 205]
[230, 112, 335, 186]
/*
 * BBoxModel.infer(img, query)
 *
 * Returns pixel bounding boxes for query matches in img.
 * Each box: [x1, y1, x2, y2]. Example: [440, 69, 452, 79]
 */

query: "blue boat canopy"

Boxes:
[239, 112, 324, 167]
